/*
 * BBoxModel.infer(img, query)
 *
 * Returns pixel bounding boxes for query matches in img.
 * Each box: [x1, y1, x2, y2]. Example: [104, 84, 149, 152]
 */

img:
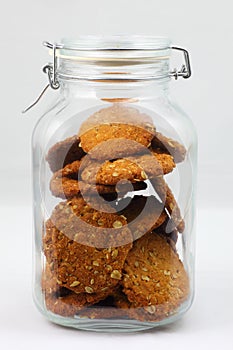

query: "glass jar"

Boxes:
[31, 36, 197, 332]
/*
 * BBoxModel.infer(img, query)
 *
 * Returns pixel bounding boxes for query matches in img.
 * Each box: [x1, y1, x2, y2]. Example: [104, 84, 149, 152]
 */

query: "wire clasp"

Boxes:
[22, 42, 61, 113]
[42, 42, 62, 89]
[170, 47, 191, 80]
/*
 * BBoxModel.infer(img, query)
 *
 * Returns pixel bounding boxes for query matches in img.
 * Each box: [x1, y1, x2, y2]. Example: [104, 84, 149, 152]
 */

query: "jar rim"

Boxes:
[60, 35, 172, 51]
[49, 36, 172, 62]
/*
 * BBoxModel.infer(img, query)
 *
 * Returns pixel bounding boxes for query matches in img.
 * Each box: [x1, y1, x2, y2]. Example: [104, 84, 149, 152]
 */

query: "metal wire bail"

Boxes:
[43, 42, 60, 90]
[170, 47, 192, 80]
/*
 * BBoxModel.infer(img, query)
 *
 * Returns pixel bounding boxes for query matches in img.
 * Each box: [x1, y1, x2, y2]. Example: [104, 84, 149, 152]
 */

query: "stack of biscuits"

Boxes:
[42, 104, 189, 322]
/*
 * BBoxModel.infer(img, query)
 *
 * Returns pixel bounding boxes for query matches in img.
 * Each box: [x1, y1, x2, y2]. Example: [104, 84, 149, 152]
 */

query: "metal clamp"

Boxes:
[22, 42, 61, 113]
[170, 47, 191, 80]
[43, 42, 61, 89]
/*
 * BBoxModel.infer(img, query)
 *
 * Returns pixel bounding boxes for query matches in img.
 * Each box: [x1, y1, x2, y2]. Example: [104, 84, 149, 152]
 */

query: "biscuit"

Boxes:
[122, 233, 189, 320]
[152, 132, 186, 163]
[119, 196, 167, 240]
[164, 185, 185, 233]
[79, 105, 155, 157]
[81, 151, 175, 185]
[50, 160, 147, 199]
[79, 104, 155, 136]
[80, 123, 154, 159]
[45, 289, 116, 318]
[154, 220, 178, 252]
[46, 135, 85, 172]
[43, 196, 133, 295]
[42, 264, 116, 317]
[77, 289, 132, 319]
[81, 181, 147, 197]
[77, 302, 129, 319]
[86, 138, 150, 162]
[41, 263, 60, 295]
[150, 179, 185, 233]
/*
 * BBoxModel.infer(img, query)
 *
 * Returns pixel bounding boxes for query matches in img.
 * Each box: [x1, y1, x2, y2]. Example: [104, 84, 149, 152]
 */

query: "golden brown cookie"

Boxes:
[154, 220, 178, 252]
[41, 263, 60, 295]
[81, 151, 175, 185]
[49, 160, 81, 199]
[45, 292, 85, 317]
[152, 132, 186, 163]
[49, 160, 147, 199]
[77, 304, 129, 319]
[79, 104, 155, 136]
[80, 181, 147, 197]
[42, 264, 116, 317]
[80, 124, 154, 159]
[79, 105, 155, 157]
[150, 179, 185, 233]
[43, 196, 133, 295]
[86, 139, 149, 162]
[122, 233, 189, 319]
[119, 196, 167, 240]
[77, 289, 132, 319]
[46, 135, 85, 172]
[165, 186, 185, 233]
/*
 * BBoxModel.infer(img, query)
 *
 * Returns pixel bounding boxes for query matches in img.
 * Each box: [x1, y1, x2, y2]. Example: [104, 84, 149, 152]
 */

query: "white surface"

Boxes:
[0, 206, 232, 349]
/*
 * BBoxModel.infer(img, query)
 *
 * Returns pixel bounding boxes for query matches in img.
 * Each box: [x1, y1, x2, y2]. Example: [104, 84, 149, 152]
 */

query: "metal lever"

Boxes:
[170, 47, 191, 80]
[22, 43, 60, 114]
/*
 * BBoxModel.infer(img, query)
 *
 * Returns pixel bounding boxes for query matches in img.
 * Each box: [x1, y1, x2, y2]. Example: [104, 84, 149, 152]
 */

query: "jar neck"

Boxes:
[59, 78, 170, 101]
[57, 54, 171, 82]
[55, 38, 172, 100]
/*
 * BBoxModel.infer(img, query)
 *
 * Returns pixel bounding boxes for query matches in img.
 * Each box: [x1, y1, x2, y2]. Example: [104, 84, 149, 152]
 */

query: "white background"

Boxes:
[0, 1, 233, 349]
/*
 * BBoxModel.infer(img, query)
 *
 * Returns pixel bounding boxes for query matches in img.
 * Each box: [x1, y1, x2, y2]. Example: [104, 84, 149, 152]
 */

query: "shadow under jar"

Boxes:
[32, 36, 197, 332]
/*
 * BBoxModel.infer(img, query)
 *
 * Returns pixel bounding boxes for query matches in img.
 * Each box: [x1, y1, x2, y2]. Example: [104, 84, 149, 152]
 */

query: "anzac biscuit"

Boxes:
[50, 160, 147, 199]
[80, 123, 154, 158]
[46, 135, 85, 172]
[45, 289, 117, 317]
[164, 185, 185, 233]
[122, 233, 189, 320]
[150, 179, 185, 233]
[77, 303, 129, 319]
[79, 105, 155, 157]
[77, 289, 132, 319]
[79, 104, 155, 135]
[43, 196, 133, 295]
[41, 263, 60, 295]
[42, 265, 116, 317]
[154, 220, 178, 252]
[81, 181, 147, 197]
[152, 132, 186, 163]
[49, 160, 82, 199]
[81, 151, 175, 185]
[119, 196, 167, 240]
[86, 139, 149, 162]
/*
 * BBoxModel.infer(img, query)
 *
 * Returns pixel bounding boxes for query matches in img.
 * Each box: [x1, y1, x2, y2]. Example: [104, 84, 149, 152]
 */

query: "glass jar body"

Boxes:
[32, 78, 197, 332]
